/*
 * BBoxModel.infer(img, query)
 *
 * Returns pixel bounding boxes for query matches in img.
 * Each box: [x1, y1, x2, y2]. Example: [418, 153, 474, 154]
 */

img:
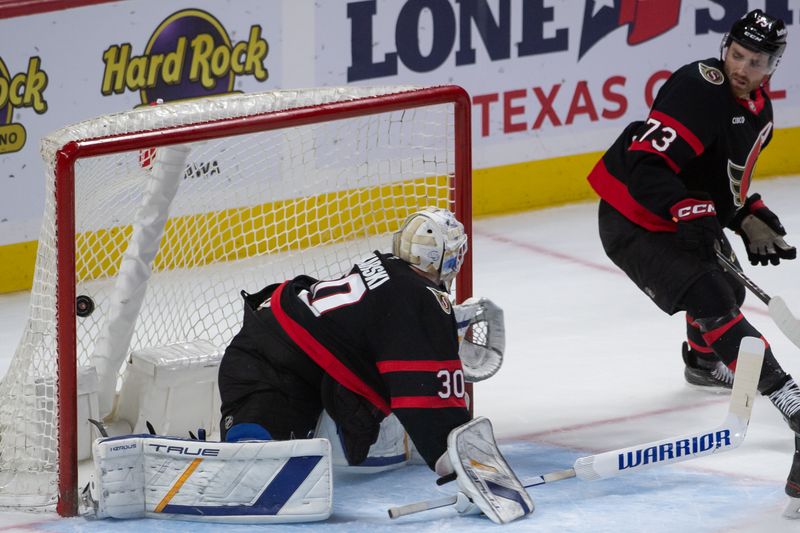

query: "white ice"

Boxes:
[2, 176, 800, 532]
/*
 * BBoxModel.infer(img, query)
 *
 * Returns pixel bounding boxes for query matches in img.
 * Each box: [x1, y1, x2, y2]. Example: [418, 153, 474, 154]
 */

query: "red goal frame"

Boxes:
[52, 85, 473, 515]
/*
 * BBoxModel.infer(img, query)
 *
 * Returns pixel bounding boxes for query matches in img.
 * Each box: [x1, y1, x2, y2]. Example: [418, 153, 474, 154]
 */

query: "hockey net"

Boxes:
[0, 85, 472, 515]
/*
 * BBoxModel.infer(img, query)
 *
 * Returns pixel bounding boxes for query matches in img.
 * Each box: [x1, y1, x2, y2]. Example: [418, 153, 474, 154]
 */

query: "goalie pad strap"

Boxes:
[89, 435, 332, 523]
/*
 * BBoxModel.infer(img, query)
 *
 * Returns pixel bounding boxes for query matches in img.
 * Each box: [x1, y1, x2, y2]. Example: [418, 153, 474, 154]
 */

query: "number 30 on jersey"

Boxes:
[437, 369, 465, 399]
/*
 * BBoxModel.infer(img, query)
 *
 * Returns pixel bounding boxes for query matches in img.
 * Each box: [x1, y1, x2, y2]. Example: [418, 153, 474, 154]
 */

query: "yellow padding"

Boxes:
[0, 240, 38, 293]
[472, 126, 800, 216]
[74, 176, 449, 282]
[3, 126, 800, 295]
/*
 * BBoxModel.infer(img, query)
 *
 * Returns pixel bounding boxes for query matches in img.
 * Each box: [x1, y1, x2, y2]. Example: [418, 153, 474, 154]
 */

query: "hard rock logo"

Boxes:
[0, 56, 48, 154]
[100, 8, 268, 104]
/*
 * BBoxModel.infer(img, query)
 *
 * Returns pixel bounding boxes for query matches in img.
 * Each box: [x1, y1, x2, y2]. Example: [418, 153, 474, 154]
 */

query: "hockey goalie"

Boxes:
[84, 207, 532, 524]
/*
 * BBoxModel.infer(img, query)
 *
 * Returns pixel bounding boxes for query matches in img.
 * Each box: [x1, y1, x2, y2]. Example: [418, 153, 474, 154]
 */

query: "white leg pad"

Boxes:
[89, 436, 332, 523]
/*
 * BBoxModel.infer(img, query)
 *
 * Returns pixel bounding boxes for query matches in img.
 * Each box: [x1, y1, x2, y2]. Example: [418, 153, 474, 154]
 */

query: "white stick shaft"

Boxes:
[388, 495, 457, 519]
[522, 467, 576, 488]
[388, 338, 764, 519]
[572, 337, 763, 482]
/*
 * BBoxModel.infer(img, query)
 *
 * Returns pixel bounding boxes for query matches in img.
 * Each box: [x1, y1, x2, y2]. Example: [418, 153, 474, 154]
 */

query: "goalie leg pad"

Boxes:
[89, 435, 332, 523]
[445, 417, 533, 524]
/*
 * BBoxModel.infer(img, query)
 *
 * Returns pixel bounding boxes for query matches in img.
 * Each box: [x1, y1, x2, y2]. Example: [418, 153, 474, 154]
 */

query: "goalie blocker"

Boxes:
[84, 435, 332, 523]
[434, 417, 533, 524]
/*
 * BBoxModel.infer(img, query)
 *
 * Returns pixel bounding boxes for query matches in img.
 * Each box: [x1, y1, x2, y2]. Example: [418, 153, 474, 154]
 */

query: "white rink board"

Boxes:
[2, 1, 800, 246]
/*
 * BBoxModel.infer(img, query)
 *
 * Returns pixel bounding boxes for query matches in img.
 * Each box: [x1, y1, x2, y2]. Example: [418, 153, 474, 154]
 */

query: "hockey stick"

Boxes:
[716, 250, 800, 350]
[388, 337, 764, 520]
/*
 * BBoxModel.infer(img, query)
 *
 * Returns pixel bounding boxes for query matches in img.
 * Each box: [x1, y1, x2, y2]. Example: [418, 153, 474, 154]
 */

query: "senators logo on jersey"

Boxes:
[427, 287, 452, 315]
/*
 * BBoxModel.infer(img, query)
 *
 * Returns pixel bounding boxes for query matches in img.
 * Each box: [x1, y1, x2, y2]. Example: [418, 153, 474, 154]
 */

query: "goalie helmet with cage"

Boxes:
[392, 207, 468, 287]
[721, 9, 787, 75]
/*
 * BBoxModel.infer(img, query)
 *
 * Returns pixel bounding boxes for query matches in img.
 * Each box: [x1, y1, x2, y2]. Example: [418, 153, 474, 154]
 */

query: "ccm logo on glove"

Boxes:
[670, 198, 716, 222]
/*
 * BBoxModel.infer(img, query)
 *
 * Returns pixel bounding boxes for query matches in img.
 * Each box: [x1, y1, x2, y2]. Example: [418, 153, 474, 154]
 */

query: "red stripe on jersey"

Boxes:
[271, 282, 391, 415]
[587, 159, 676, 232]
[391, 396, 467, 409]
[649, 110, 704, 155]
[627, 140, 681, 172]
[377, 360, 463, 374]
[701, 313, 743, 346]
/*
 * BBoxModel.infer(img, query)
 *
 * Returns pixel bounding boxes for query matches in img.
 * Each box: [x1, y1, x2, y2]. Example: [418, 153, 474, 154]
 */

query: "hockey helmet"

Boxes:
[392, 207, 468, 287]
[721, 9, 787, 75]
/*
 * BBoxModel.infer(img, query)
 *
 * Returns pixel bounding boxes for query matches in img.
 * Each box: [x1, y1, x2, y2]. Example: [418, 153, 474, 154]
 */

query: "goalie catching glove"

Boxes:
[730, 194, 796, 266]
[454, 297, 505, 382]
[434, 417, 533, 524]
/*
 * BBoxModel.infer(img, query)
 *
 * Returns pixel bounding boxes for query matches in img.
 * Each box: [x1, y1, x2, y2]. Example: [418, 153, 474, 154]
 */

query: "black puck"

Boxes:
[76, 295, 95, 317]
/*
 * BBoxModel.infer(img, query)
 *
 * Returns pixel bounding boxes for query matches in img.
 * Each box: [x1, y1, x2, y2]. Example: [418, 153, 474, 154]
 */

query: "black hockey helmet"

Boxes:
[721, 9, 787, 74]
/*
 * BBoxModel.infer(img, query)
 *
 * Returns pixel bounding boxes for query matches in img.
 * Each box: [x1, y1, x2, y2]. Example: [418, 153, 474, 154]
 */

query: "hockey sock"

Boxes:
[696, 311, 787, 394]
[685, 314, 717, 360]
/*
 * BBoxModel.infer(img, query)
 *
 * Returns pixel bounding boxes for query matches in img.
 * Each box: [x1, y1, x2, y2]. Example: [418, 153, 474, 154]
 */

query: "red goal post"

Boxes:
[0, 85, 472, 516]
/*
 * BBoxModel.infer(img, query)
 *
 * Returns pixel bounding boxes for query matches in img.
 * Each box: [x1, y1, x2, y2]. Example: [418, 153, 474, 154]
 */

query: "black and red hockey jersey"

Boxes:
[588, 57, 774, 230]
[270, 251, 470, 466]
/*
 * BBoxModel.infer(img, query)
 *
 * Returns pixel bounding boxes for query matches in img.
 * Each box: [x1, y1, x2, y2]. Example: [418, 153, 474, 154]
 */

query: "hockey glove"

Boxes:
[730, 194, 796, 266]
[670, 197, 723, 262]
[320, 374, 383, 466]
[453, 297, 505, 382]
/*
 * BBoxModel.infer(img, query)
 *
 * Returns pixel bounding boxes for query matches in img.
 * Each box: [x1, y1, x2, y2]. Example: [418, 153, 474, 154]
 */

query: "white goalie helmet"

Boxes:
[392, 207, 468, 286]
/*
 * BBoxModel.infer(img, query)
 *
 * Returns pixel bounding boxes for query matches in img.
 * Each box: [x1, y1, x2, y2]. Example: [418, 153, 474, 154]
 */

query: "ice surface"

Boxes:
[2, 176, 800, 532]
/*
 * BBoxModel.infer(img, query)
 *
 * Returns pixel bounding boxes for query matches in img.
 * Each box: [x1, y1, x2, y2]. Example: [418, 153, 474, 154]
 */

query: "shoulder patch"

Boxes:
[427, 286, 452, 314]
[698, 63, 724, 85]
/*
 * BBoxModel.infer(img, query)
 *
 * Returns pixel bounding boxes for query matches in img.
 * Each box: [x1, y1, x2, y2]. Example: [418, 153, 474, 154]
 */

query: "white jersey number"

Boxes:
[300, 273, 367, 315]
[639, 117, 678, 152]
[437, 369, 466, 399]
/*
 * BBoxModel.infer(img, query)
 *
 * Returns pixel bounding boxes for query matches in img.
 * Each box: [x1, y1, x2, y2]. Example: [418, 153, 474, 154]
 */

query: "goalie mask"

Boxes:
[721, 9, 787, 75]
[392, 207, 468, 287]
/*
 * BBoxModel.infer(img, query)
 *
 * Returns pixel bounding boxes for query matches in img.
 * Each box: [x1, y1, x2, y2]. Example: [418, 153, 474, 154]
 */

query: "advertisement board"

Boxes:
[0, 0, 798, 291]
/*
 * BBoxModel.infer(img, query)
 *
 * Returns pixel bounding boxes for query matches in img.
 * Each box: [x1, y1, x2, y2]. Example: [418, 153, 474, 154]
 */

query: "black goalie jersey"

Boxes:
[266, 251, 470, 466]
[588, 57, 774, 229]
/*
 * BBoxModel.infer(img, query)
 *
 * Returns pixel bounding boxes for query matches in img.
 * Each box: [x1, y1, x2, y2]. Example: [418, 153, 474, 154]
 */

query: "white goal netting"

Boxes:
[0, 86, 471, 512]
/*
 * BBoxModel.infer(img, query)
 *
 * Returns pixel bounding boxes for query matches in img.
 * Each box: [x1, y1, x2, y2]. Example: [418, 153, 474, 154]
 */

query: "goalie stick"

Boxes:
[388, 337, 764, 520]
[716, 250, 800, 350]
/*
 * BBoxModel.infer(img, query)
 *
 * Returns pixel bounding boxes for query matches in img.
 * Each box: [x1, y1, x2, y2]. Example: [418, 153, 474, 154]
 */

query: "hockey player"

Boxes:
[217, 206, 473, 467]
[85, 207, 531, 524]
[587, 9, 799, 516]
[216, 206, 532, 523]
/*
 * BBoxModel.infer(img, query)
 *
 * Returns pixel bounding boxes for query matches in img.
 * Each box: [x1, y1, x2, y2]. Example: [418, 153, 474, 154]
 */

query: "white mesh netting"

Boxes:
[0, 86, 467, 510]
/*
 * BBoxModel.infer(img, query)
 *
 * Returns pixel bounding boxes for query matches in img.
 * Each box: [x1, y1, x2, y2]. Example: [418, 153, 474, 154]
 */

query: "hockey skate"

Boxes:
[682, 342, 733, 393]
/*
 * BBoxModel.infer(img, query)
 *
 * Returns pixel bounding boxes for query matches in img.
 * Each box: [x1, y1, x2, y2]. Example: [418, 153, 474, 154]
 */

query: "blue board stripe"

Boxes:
[162, 455, 323, 516]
